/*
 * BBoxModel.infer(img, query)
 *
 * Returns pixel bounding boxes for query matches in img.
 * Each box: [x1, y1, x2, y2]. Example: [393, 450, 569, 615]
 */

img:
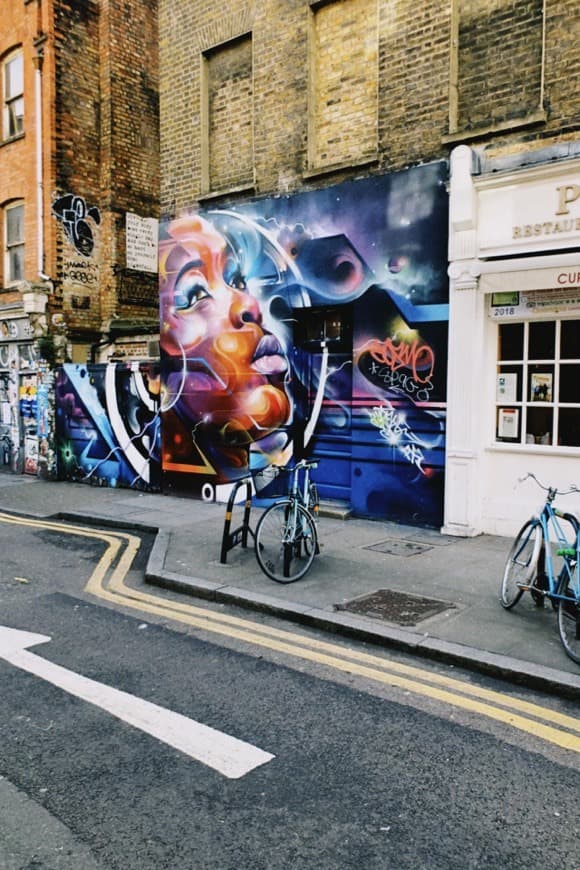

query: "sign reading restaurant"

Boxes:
[476, 160, 580, 256]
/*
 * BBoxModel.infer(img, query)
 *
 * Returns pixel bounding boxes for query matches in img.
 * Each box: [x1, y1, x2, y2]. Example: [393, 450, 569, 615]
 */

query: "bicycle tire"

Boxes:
[500, 519, 542, 610]
[556, 572, 580, 664]
[255, 500, 317, 583]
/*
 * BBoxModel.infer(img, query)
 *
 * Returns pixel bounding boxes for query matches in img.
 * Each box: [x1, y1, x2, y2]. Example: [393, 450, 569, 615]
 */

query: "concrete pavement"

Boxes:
[1, 474, 579, 699]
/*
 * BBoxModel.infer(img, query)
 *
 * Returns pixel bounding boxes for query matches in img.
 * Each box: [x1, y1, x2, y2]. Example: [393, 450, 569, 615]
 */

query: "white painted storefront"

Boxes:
[444, 145, 580, 538]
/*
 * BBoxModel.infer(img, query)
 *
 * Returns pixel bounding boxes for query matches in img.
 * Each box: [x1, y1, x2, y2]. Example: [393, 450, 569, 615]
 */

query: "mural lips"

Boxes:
[251, 333, 287, 375]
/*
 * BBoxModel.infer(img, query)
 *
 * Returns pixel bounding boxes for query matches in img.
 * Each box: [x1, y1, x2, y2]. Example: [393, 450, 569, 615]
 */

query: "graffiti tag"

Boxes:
[52, 194, 101, 257]
[369, 402, 428, 474]
[366, 337, 435, 384]
[62, 259, 99, 286]
[367, 360, 433, 402]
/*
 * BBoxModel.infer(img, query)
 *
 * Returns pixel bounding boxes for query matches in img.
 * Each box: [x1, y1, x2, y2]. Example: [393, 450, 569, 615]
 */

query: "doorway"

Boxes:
[292, 305, 353, 503]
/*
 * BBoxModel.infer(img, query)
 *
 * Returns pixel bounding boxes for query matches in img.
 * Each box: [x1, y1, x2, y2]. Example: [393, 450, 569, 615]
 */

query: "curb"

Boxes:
[43, 509, 580, 701]
[146, 531, 580, 701]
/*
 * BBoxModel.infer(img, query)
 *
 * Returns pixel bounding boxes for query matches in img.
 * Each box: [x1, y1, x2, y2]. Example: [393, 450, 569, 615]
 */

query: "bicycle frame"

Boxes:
[533, 499, 577, 604]
[501, 473, 580, 661]
[516, 474, 578, 605]
[254, 458, 321, 583]
[287, 459, 319, 516]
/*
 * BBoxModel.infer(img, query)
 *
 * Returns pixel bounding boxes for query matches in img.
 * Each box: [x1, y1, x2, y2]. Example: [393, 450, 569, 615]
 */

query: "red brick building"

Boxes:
[0, 0, 159, 475]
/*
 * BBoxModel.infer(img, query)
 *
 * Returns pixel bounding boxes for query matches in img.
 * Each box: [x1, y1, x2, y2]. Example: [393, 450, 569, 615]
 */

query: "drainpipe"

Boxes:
[33, 36, 49, 281]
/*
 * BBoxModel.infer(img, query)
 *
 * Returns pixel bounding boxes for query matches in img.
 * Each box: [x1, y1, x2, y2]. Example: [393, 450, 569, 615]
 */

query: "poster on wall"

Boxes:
[159, 162, 449, 524]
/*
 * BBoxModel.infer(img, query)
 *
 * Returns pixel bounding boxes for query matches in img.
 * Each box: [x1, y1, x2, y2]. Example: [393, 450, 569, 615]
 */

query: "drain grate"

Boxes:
[363, 538, 433, 557]
[336, 588, 456, 626]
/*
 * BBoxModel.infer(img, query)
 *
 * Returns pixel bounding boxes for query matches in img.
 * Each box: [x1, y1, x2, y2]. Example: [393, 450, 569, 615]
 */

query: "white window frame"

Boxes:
[3, 49, 24, 140]
[4, 202, 25, 286]
[494, 316, 580, 450]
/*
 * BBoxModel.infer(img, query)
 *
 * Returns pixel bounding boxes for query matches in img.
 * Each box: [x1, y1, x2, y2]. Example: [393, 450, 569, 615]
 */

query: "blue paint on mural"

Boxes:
[159, 163, 448, 525]
[55, 363, 161, 490]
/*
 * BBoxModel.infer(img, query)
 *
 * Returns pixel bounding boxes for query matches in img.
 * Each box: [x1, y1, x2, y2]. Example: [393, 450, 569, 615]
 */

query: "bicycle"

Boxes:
[500, 472, 580, 664]
[254, 459, 320, 583]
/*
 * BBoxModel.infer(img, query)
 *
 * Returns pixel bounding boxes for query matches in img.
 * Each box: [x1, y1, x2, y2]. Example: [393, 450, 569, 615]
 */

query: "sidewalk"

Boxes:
[1, 475, 579, 698]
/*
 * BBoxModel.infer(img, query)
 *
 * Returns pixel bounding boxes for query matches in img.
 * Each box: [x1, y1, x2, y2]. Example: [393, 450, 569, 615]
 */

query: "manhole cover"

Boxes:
[336, 588, 456, 626]
[363, 538, 432, 556]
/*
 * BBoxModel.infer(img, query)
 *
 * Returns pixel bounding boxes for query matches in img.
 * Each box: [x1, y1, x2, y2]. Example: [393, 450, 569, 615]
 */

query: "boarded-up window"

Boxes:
[309, 0, 378, 169]
[454, 0, 544, 132]
[204, 35, 253, 192]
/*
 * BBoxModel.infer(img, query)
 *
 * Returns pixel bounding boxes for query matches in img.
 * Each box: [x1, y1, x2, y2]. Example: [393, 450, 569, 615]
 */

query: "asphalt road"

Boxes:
[0, 516, 578, 869]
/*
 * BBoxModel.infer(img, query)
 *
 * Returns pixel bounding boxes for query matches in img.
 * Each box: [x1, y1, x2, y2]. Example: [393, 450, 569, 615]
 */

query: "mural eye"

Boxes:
[223, 258, 247, 291]
[174, 269, 210, 311]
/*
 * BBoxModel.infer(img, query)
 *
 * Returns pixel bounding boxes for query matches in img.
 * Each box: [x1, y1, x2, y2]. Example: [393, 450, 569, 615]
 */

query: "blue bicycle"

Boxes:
[500, 473, 580, 664]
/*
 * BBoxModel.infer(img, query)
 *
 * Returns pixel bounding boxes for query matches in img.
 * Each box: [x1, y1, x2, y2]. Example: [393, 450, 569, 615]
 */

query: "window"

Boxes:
[495, 319, 580, 448]
[308, 0, 378, 170]
[4, 203, 24, 285]
[202, 35, 253, 194]
[449, 0, 545, 136]
[3, 50, 24, 139]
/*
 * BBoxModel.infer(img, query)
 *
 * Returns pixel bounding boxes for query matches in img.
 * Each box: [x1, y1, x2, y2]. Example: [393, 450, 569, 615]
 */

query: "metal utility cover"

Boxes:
[337, 588, 456, 626]
[363, 538, 432, 557]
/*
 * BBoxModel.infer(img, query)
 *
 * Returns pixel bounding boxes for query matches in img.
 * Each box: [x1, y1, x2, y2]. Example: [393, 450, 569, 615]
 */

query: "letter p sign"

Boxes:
[556, 184, 580, 216]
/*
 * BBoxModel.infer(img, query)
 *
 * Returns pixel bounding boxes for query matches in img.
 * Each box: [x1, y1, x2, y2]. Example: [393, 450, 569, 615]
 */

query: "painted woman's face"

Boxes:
[159, 216, 290, 462]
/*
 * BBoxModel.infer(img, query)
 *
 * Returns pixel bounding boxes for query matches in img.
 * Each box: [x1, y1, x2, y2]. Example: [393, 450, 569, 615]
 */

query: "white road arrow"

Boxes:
[0, 626, 274, 779]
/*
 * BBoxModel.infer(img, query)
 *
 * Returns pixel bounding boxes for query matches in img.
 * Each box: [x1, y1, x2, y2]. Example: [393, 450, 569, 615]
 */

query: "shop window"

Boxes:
[2, 49, 24, 140]
[495, 318, 580, 448]
[4, 202, 24, 285]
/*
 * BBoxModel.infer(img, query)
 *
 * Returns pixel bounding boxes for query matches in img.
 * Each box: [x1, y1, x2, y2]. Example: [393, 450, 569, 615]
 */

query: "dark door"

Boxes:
[292, 306, 353, 503]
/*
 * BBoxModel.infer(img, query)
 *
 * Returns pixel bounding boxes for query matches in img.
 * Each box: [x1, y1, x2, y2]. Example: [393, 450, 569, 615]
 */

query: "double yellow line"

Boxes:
[3, 512, 580, 754]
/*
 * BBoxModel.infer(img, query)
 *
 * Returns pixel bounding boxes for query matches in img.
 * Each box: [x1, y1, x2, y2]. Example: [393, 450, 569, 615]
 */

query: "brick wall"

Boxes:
[54, 0, 159, 342]
[0, 0, 45, 288]
[310, 0, 378, 169]
[456, 0, 544, 131]
[160, 0, 580, 214]
[205, 35, 253, 192]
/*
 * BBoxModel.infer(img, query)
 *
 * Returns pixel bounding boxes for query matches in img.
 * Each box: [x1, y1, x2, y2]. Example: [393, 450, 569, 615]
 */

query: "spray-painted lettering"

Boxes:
[366, 337, 435, 384]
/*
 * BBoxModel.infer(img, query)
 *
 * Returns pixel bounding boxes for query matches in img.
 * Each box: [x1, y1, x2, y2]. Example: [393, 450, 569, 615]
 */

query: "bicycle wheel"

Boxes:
[255, 500, 317, 583]
[557, 572, 580, 664]
[500, 519, 542, 609]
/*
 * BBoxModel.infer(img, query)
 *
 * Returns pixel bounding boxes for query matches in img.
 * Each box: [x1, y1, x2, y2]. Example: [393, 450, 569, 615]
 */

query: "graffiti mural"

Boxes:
[159, 163, 448, 524]
[55, 363, 161, 489]
[52, 194, 101, 257]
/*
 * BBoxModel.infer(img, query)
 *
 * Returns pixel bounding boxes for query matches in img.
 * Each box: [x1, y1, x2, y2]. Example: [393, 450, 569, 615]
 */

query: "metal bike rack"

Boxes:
[220, 477, 255, 564]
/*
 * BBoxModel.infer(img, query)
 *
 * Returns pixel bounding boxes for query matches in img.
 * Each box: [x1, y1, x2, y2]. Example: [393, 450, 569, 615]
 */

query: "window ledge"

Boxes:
[303, 153, 379, 181]
[0, 131, 25, 148]
[487, 442, 580, 457]
[442, 109, 547, 145]
[198, 182, 255, 203]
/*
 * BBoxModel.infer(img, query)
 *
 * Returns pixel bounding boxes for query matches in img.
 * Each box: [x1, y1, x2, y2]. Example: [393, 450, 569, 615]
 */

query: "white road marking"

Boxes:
[0, 626, 274, 779]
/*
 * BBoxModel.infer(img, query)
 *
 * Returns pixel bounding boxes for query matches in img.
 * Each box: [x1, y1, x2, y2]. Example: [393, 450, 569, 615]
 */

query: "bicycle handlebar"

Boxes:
[519, 471, 579, 497]
[293, 458, 319, 470]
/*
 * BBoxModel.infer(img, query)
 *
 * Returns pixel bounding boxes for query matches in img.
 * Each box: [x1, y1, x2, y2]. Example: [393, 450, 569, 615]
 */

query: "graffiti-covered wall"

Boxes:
[55, 363, 161, 490]
[159, 163, 449, 525]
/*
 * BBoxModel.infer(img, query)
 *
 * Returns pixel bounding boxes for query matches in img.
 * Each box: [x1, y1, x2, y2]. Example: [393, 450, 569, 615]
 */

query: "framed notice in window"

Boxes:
[530, 372, 553, 402]
[498, 408, 519, 439]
